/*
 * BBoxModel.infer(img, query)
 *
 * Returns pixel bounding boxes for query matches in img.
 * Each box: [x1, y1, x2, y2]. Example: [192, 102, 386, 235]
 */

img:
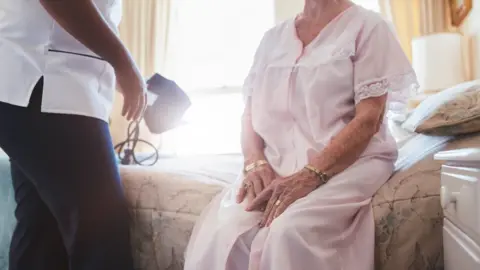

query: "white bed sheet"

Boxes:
[388, 118, 452, 171]
[147, 128, 452, 186]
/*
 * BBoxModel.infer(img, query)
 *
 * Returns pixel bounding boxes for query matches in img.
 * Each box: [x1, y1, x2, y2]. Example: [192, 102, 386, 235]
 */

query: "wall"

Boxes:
[466, 0, 480, 35]
[274, 0, 303, 22]
[110, 0, 303, 148]
[464, 0, 480, 79]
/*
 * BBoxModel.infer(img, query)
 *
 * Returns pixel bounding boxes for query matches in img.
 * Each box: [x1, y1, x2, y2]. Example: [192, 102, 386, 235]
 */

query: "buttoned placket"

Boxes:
[285, 42, 306, 171]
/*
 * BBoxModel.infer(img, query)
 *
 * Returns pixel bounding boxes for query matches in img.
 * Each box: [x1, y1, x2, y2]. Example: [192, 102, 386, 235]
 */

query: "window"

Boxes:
[165, 0, 275, 91]
[160, 0, 275, 155]
[353, 0, 381, 12]
[160, 0, 381, 156]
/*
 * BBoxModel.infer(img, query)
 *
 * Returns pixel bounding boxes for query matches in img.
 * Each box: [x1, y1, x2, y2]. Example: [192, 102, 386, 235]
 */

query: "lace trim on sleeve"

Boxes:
[354, 72, 419, 106]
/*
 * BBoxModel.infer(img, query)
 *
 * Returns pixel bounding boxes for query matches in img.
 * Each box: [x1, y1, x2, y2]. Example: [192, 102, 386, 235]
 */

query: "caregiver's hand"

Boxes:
[246, 168, 322, 227]
[237, 162, 276, 206]
[115, 63, 147, 122]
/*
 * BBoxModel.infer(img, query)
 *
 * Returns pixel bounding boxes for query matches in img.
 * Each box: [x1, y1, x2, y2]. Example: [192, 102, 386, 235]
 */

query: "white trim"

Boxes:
[435, 148, 480, 162]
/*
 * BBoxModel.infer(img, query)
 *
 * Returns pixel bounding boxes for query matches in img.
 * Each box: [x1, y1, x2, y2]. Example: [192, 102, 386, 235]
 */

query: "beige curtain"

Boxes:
[379, 0, 422, 61]
[110, 0, 172, 151]
[380, 0, 474, 80]
[378, 0, 457, 61]
[419, 0, 454, 34]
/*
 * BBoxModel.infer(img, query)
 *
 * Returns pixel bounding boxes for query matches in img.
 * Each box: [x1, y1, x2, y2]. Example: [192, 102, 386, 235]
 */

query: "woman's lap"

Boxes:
[185, 157, 394, 270]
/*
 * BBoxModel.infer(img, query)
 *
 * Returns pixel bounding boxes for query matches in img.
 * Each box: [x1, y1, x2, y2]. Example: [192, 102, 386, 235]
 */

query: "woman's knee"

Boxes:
[196, 205, 261, 247]
[268, 214, 298, 238]
[267, 211, 318, 242]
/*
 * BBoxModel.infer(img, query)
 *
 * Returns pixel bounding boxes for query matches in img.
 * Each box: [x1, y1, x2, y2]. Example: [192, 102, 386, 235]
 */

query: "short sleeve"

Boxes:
[242, 31, 270, 100]
[353, 20, 419, 113]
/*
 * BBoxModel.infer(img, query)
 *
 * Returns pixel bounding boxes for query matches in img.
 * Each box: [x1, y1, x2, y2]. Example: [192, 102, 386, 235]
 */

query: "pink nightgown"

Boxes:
[184, 6, 418, 270]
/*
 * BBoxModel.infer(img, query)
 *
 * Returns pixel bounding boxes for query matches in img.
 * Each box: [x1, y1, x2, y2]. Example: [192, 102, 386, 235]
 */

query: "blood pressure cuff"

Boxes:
[144, 73, 191, 134]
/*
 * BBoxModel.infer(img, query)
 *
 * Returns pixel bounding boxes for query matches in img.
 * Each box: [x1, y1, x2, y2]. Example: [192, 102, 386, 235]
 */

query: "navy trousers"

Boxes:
[0, 78, 134, 270]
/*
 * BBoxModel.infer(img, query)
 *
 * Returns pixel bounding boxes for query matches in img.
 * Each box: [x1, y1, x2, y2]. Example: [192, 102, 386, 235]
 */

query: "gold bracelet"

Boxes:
[304, 164, 329, 184]
[243, 160, 268, 174]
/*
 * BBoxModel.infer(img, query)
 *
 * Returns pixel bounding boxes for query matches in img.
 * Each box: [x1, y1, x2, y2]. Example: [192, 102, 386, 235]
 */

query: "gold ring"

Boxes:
[274, 200, 281, 206]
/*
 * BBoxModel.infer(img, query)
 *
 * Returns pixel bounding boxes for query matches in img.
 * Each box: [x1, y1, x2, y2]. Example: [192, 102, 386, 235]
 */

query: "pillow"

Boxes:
[387, 118, 416, 148]
[402, 80, 480, 134]
[416, 86, 480, 135]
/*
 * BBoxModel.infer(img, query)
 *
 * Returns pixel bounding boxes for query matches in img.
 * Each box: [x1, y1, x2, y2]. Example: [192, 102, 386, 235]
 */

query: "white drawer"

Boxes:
[436, 148, 480, 243]
[440, 165, 480, 240]
[444, 219, 480, 270]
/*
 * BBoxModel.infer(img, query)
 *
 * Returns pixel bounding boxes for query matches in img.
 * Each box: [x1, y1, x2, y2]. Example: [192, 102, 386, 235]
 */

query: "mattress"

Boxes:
[121, 131, 464, 270]
[0, 131, 463, 270]
[121, 155, 241, 270]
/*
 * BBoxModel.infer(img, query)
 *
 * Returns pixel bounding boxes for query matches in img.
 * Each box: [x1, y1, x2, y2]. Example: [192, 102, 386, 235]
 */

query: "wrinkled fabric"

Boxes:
[185, 6, 418, 270]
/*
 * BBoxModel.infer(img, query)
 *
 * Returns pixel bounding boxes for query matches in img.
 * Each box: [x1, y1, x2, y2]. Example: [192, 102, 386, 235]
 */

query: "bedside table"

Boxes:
[435, 148, 480, 270]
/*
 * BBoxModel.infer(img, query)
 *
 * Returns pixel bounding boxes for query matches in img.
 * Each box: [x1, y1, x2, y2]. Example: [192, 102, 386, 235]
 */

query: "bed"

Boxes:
[0, 134, 478, 270]
[121, 132, 480, 270]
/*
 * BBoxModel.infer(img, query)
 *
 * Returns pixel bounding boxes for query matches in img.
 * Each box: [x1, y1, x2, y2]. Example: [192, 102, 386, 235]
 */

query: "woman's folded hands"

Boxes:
[236, 159, 276, 206]
[238, 157, 326, 227]
[246, 167, 322, 227]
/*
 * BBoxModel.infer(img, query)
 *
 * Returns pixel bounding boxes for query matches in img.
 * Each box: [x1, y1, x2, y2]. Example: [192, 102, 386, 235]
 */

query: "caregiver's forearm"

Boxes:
[310, 97, 386, 176]
[40, 0, 132, 69]
[241, 99, 266, 164]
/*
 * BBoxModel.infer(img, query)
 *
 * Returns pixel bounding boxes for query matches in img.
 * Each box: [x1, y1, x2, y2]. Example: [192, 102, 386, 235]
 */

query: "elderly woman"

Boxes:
[185, 0, 417, 269]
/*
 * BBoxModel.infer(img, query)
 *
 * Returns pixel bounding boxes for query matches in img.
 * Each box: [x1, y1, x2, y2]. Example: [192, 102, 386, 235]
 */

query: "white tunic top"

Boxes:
[0, 0, 122, 122]
[243, 6, 418, 176]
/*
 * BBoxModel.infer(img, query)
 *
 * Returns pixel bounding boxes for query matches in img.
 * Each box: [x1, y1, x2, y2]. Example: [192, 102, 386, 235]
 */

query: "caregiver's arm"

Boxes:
[40, 0, 146, 120]
[39, 0, 133, 69]
[309, 95, 387, 176]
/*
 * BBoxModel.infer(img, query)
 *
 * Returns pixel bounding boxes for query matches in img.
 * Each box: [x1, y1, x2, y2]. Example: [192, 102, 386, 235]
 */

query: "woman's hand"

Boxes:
[247, 168, 322, 227]
[236, 163, 276, 206]
[115, 64, 147, 121]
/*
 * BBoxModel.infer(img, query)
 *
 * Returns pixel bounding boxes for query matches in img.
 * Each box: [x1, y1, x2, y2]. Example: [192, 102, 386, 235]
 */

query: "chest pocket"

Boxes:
[300, 42, 355, 67]
[293, 42, 356, 106]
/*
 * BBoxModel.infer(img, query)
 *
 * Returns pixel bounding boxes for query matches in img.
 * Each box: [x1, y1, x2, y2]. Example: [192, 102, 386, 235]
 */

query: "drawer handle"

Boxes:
[440, 186, 460, 209]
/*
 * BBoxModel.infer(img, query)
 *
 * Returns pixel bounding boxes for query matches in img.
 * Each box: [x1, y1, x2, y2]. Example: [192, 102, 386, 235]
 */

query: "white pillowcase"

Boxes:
[387, 118, 416, 148]
[394, 133, 452, 171]
[401, 80, 480, 132]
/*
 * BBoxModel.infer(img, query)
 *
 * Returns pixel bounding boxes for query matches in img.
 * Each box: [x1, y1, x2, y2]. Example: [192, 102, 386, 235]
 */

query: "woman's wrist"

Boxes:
[244, 151, 266, 166]
[110, 48, 137, 73]
[244, 160, 269, 174]
[308, 151, 336, 176]
[243, 151, 268, 174]
[303, 164, 330, 185]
